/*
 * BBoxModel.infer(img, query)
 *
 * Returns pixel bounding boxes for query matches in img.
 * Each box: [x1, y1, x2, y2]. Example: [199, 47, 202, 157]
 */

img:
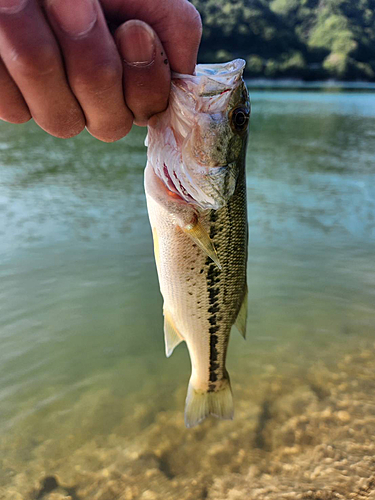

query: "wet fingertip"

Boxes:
[12, 112, 31, 124]
[38, 116, 86, 139]
[0, 107, 31, 124]
[86, 121, 133, 142]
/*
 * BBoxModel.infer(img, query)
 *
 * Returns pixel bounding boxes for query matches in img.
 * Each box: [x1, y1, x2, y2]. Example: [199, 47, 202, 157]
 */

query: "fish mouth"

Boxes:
[172, 59, 246, 91]
[170, 59, 246, 112]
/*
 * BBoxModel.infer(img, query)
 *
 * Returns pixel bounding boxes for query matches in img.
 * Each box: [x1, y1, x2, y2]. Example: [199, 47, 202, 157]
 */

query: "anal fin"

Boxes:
[164, 310, 184, 358]
[234, 286, 248, 339]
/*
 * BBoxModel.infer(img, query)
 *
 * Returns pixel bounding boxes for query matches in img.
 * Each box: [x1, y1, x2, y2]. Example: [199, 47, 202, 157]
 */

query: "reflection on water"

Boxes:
[0, 92, 374, 499]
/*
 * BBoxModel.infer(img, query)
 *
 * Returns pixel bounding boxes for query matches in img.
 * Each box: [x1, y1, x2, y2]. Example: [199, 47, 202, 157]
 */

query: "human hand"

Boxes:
[0, 0, 201, 141]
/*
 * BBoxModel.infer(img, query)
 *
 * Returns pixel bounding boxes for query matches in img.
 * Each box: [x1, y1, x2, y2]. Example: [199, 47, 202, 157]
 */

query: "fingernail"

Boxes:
[48, 0, 97, 37]
[0, 0, 27, 14]
[119, 21, 155, 66]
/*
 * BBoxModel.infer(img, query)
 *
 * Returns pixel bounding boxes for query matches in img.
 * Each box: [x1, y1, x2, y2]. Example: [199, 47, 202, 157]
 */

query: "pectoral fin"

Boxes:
[234, 287, 248, 339]
[164, 310, 184, 358]
[182, 219, 221, 270]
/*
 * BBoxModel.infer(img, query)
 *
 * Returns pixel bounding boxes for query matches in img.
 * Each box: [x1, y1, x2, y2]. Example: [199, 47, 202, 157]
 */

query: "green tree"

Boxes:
[190, 0, 375, 81]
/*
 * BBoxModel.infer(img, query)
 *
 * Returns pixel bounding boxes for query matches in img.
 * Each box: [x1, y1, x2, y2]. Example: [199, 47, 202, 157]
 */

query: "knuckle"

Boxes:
[13, 45, 60, 79]
[71, 59, 122, 96]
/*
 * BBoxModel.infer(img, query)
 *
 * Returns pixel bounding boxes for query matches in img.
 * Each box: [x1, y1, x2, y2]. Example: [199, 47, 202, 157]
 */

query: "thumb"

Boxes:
[115, 20, 170, 126]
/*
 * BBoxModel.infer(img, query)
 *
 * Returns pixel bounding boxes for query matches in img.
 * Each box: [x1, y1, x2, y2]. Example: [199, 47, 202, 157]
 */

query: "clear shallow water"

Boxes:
[0, 92, 374, 499]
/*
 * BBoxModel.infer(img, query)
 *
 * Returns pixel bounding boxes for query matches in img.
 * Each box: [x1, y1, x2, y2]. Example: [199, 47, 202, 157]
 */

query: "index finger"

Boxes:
[100, 0, 202, 74]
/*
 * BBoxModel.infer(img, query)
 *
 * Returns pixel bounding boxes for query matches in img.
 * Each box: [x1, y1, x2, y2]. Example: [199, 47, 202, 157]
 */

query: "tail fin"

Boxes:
[184, 376, 234, 428]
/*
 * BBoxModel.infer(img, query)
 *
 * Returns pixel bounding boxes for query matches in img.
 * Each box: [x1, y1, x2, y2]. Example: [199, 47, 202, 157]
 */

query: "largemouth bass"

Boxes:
[145, 59, 250, 428]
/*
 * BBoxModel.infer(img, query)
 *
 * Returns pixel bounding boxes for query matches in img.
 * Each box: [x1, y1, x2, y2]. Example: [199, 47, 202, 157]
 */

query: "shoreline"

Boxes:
[245, 78, 375, 91]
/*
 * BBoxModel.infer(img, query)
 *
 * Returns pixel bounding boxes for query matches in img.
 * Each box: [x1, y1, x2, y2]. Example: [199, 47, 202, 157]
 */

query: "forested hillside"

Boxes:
[191, 0, 375, 80]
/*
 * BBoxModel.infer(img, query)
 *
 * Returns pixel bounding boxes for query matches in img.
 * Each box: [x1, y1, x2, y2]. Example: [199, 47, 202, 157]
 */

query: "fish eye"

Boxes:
[230, 107, 250, 133]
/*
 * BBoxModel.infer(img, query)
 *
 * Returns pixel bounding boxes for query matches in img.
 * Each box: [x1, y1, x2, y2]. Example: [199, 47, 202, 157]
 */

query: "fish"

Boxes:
[144, 59, 250, 428]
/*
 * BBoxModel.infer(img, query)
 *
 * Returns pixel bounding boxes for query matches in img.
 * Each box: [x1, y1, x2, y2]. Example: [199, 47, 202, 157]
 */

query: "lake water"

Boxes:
[0, 92, 374, 500]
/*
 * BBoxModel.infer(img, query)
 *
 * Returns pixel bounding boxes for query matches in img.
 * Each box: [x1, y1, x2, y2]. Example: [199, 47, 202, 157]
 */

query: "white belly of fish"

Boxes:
[146, 189, 212, 388]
